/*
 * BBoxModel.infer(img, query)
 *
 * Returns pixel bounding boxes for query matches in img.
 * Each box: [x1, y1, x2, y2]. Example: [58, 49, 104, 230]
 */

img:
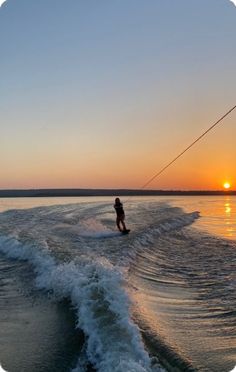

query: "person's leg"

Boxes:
[120, 220, 127, 231]
[116, 217, 122, 231]
[120, 216, 127, 231]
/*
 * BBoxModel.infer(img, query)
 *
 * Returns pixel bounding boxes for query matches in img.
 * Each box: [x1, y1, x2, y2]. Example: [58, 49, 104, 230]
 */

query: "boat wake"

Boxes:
[0, 201, 201, 371]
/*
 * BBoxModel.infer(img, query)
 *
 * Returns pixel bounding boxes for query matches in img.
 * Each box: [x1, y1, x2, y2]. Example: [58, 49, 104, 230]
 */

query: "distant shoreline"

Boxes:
[0, 189, 235, 198]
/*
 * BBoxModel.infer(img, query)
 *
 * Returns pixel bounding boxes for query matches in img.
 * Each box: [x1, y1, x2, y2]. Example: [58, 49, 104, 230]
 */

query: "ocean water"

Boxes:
[0, 196, 235, 372]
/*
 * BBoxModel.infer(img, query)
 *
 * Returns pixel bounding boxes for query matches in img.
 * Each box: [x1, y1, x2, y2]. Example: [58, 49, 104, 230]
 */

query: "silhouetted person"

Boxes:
[114, 198, 127, 232]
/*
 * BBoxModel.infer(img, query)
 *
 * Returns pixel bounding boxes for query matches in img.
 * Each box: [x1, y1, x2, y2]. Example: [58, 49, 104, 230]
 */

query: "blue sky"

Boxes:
[0, 0, 236, 189]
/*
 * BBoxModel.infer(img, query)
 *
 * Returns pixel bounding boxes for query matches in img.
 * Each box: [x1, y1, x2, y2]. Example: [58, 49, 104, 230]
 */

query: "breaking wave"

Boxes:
[0, 201, 200, 371]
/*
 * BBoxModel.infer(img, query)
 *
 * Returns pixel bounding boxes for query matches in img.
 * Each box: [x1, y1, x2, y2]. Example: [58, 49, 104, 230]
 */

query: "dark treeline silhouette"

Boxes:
[0, 189, 235, 198]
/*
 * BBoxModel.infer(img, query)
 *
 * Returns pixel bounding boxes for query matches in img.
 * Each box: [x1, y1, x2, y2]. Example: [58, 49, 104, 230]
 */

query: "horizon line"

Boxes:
[0, 188, 235, 198]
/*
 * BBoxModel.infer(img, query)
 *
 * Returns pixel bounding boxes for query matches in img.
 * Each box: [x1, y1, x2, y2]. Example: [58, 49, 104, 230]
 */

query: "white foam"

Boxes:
[0, 363, 8, 372]
[229, 0, 236, 7]
[0, 235, 159, 372]
[78, 217, 120, 239]
[0, 204, 197, 372]
[0, 1, 7, 8]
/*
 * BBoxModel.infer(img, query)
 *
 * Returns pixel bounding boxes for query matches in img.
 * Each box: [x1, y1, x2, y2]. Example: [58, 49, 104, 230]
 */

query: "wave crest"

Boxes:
[0, 235, 160, 372]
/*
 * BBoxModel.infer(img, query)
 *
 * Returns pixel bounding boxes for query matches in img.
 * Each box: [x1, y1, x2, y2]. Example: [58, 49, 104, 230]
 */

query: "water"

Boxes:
[0, 196, 235, 372]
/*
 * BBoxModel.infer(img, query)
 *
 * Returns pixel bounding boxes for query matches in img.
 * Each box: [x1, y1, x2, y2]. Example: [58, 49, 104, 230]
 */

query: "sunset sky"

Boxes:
[1, 0, 235, 190]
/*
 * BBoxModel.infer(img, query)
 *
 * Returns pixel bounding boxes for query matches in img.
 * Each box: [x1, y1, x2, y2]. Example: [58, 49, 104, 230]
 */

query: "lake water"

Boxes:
[0, 196, 235, 372]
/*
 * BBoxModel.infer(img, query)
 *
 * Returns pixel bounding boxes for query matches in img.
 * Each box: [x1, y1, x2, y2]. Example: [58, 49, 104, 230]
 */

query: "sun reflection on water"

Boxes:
[224, 199, 234, 237]
[172, 196, 236, 240]
[225, 202, 231, 215]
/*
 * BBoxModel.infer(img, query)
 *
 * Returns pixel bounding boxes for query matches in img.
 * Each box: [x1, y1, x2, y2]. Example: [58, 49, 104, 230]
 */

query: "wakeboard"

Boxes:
[121, 229, 130, 235]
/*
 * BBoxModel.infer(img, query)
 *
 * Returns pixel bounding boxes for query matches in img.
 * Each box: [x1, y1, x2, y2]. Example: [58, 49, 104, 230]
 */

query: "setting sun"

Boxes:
[223, 182, 231, 190]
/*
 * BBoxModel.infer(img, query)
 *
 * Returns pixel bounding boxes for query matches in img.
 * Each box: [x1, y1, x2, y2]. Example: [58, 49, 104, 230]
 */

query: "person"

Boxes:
[114, 197, 127, 232]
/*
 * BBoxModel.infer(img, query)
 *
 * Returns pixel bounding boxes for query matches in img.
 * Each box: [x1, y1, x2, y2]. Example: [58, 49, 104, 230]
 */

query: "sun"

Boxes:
[223, 182, 231, 190]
